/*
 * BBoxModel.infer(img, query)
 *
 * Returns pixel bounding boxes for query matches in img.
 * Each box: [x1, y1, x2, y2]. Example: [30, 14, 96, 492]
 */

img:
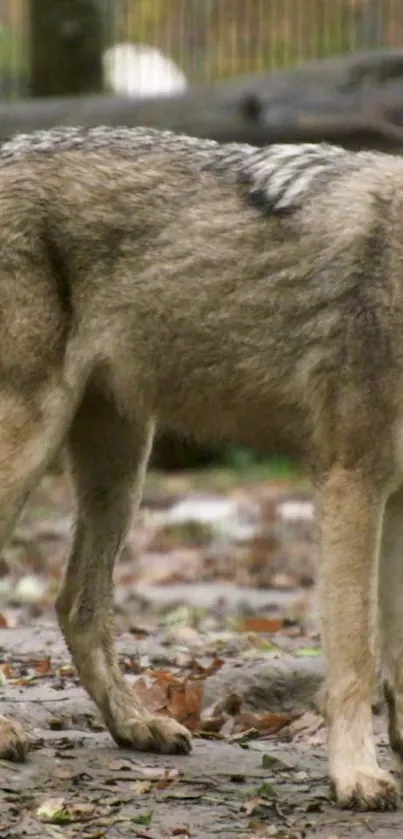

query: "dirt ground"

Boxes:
[1, 469, 403, 838]
[2, 623, 403, 839]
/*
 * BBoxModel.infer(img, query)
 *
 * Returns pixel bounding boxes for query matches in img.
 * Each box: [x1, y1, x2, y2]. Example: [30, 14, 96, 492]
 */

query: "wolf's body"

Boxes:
[0, 126, 403, 809]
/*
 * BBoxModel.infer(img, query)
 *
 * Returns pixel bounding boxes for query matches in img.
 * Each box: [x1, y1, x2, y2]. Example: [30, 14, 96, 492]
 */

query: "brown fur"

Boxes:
[0, 126, 403, 809]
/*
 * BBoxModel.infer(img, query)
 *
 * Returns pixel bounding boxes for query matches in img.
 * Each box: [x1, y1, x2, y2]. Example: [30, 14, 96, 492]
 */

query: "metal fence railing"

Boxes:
[113, 0, 403, 81]
[0, 0, 402, 100]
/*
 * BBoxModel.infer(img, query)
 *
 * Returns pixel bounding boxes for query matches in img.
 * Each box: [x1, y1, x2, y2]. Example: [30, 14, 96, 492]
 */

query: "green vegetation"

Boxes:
[0, 21, 27, 97]
[223, 448, 300, 480]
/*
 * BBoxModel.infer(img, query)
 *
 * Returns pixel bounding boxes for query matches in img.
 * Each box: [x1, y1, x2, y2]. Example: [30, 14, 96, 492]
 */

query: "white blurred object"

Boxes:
[13, 574, 46, 604]
[277, 500, 314, 522]
[103, 42, 188, 98]
[154, 495, 260, 543]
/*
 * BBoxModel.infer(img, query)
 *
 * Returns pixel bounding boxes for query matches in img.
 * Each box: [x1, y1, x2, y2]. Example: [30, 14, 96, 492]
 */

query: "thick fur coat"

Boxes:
[0, 126, 403, 810]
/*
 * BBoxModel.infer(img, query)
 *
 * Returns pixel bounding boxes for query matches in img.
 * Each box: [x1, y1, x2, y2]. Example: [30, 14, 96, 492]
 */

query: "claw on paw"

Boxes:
[333, 769, 399, 811]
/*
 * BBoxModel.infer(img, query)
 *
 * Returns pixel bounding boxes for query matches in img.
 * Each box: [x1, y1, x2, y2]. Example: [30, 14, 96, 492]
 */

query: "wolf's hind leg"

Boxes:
[379, 486, 403, 763]
[56, 385, 191, 755]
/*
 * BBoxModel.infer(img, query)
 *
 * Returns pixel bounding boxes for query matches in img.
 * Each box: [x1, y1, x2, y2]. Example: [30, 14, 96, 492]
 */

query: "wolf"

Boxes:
[0, 125, 402, 811]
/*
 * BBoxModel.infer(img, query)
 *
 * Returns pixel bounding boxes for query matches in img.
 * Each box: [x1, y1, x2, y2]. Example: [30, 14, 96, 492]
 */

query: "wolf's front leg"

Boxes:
[317, 467, 398, 810]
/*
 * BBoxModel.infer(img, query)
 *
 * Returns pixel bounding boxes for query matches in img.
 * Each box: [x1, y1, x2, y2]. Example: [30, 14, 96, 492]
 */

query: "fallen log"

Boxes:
[1, 48, 403, 151]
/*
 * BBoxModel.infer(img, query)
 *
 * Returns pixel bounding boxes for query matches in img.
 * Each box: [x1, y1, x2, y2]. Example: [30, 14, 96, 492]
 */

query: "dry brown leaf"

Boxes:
[150, 669, 179, 687]
[238, 616, 284, 634]
[222, 693, 242, 715]
[201, 695, 295, 738]
[199, 713, 228, 733]
[244, 796, 269, 816]
[133, 671, 203, 731]
[190, 656, 224, 677]
[58, 663, 76, 677]
[132, 675, 167, 714]
[166, 680, 203, 731]
[32, 656, 52, 675]
[233, 710, 295, 735]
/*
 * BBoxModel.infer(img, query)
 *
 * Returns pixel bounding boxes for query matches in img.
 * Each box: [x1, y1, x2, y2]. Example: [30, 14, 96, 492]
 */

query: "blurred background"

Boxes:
[0, 0, 401, 100]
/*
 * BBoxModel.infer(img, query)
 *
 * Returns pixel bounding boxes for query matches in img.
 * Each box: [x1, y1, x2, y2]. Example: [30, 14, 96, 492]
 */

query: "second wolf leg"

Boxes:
[0, 381, 77, 760]
[379, 485, 403, 762]
[55, 385, 191, 754]
[317, 467, 398, 810]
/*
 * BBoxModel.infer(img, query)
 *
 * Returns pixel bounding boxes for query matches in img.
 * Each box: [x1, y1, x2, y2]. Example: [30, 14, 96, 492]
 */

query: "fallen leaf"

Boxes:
[261, 754, 291, 770]
[133, 672, 203, 731]
[155, 769, 181, 791]
[68, 802, 96, 821]
[233, 711, 295, 735]
[131, 780, 153, 795]
[108, 760, 181, 782]
[222, 693, 242, 715]
[201, 693, 241, 732]
[36, 798, 71, 824]
[36, 796, 95, 824]
[296, 646, 322, 656]
[133, 676, 167, 714]
[256, 782, 277, 799]
[238, 616, 284, 633]
[199, 713, 228, 734]
[58, 663, 76, 677]
[32, 656, 52, 675]
[190, 656, 224, 677]
[1, 662, 15, 679]
[132, 811, 153, 826]
[166, 680, 202, 731]
[244, 796, 273, 816]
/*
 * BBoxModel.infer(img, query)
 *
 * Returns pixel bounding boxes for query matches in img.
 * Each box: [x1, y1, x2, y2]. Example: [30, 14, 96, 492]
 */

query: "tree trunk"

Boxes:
[28, 0, 103, 97]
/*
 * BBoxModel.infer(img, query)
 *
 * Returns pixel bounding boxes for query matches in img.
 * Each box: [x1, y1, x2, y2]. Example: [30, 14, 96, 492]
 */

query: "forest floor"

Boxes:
[0, 466, 402, 838]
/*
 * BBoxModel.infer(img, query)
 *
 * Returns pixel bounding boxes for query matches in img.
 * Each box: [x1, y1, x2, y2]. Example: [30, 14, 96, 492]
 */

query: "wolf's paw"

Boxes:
[333, 766, 399, 811]
[0, 716, 29, 762]
[111, 712, 192, 754]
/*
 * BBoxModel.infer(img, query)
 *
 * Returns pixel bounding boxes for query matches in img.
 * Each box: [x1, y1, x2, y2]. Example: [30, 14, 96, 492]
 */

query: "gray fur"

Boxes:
[0, 125, 377, 213]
